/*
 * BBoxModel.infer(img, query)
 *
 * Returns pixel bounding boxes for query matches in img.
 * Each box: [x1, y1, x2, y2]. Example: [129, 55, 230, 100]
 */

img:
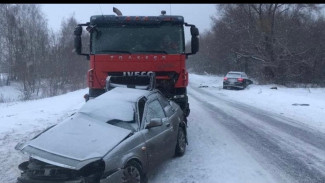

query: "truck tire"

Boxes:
[175, 127, 186, 157]
[173, 95, 190, 117]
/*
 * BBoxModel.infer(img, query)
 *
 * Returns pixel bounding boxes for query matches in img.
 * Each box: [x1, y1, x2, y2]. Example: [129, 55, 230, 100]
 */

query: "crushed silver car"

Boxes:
[15, 87, 187, 183]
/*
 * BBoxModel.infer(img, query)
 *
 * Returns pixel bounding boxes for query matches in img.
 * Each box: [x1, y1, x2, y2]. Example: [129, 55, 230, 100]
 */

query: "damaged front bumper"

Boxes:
[16, 158, 124, 183]
[17, 170, 123, 183]
[17, 176, 84, 183]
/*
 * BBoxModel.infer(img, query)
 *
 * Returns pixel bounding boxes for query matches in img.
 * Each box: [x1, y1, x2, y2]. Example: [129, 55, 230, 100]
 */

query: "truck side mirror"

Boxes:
[74, 26, 82, 55]
[190, 26, 199, 37]
[185, 24, 199, 56]
[74, 36, 82, 55]
[191, 36, 199, 54]
[191, 26, 199, 54]
[74, 26, 82, 36]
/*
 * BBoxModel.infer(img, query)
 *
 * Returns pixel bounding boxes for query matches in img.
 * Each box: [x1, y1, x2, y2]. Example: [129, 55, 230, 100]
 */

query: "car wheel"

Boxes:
[122, 161, 146, 183]
[175, 127, 186, 156]
[223, 85, 226, 89]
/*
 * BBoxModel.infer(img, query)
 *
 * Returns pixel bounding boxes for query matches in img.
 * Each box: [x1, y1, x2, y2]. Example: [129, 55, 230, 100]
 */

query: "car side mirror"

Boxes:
[15, 142, 25, 151]
[168, 100, 173, 105]
[146, 118, 163, 129]
[164, 104, 172, 112]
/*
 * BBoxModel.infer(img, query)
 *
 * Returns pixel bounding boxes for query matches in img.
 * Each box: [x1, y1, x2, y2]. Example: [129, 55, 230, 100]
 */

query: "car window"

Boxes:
[157, 92, 169, 108]
[138, 97, 146, 126]
[156, 92, 174, 116]
[226, 73, 241, 78]
[145, 99, 166, 124]
[164, 103, 174, 117]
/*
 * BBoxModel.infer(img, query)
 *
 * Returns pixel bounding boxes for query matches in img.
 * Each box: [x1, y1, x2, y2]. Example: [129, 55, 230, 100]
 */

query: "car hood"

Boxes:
[17, 113, 132, 170]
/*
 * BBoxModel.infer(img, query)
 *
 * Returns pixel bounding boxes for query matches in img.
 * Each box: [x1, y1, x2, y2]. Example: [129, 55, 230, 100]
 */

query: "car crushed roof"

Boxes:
[79, 87, 151, 122]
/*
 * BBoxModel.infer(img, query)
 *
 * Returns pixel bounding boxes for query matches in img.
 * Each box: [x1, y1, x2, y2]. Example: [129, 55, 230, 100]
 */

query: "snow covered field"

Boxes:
[0, 73, 324, 182]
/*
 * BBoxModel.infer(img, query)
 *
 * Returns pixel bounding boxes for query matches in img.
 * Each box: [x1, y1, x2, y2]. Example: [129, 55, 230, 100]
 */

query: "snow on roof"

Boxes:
[228, 71, 245, 74]
[97, 87, 150, 103]
[78, 87, 151, 122]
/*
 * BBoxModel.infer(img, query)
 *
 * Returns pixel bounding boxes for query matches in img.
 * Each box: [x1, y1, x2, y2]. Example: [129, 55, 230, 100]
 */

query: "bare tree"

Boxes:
[189, 4, 325, 86]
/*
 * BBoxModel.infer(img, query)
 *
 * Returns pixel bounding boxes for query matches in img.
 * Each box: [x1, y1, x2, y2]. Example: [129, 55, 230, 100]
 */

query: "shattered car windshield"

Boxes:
[78, 98, 135, 125]
[106, 118, 137, 132]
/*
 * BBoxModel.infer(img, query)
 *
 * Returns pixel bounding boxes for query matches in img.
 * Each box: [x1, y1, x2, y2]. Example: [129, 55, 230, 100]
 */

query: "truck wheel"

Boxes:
[184, 102, 190, 117]
[173, 97, 190, 117]
[175, 127, 186, 157]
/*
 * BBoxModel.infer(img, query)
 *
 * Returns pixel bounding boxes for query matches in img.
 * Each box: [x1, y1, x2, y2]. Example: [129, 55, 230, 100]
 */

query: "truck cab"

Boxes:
[74, 9, 199, 119]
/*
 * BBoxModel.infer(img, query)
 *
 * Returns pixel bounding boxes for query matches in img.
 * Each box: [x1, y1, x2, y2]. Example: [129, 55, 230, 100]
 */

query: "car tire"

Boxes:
[223, 85, 226, 89]
[175, 127, 186, 157]
[122, 161, 147, 183]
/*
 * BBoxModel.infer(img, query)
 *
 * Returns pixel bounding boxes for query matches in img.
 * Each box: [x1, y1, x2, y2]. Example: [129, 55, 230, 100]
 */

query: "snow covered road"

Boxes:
[149, 84, 325, 183]
[189, 85, 325, 183]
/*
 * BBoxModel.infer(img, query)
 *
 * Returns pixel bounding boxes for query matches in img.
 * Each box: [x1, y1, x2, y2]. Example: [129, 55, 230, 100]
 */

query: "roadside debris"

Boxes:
[292, 103, 310, 106]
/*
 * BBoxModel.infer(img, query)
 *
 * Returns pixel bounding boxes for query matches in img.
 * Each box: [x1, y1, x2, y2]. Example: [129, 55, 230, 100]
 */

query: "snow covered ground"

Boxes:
[0, 89, 87, 182]
[0, 73, 324, 182]
[189, 73, 325, 132]
[0, 82, 22, 103]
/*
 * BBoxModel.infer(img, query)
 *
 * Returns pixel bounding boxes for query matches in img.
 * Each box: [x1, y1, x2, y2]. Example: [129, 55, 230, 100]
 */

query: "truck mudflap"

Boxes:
[172, 94, 190, 118]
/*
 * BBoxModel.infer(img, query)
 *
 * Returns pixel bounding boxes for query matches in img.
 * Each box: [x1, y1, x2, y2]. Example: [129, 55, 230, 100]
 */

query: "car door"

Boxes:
[140, 96, 174, 169]
[158, 93, 180, 155]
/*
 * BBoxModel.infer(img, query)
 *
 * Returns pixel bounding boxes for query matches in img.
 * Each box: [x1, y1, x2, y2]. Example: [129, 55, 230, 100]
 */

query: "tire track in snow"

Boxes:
[149, 90, 278, 183]
[192, 85, 325, 151]
[189, 85, 325, 183]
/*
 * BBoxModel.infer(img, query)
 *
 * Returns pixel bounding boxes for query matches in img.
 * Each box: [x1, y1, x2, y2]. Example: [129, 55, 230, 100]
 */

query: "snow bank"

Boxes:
[0, 88, 88, 182]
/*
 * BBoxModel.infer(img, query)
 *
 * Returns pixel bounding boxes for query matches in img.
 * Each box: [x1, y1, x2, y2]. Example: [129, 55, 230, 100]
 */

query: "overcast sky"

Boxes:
[40, 4, 217, 42]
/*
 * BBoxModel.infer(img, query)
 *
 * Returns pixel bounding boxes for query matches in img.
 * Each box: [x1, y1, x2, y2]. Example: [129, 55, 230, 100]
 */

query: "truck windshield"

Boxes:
[91, 24, 184, 54]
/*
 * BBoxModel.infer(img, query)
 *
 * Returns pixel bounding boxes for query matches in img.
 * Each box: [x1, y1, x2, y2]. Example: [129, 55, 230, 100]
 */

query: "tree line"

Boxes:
[187, 4, 325, 86]
[0, 4, 89, 100]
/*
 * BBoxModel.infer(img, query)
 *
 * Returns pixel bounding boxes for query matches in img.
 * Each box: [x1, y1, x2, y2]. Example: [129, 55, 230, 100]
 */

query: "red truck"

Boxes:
[74, 8, 199, 120]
